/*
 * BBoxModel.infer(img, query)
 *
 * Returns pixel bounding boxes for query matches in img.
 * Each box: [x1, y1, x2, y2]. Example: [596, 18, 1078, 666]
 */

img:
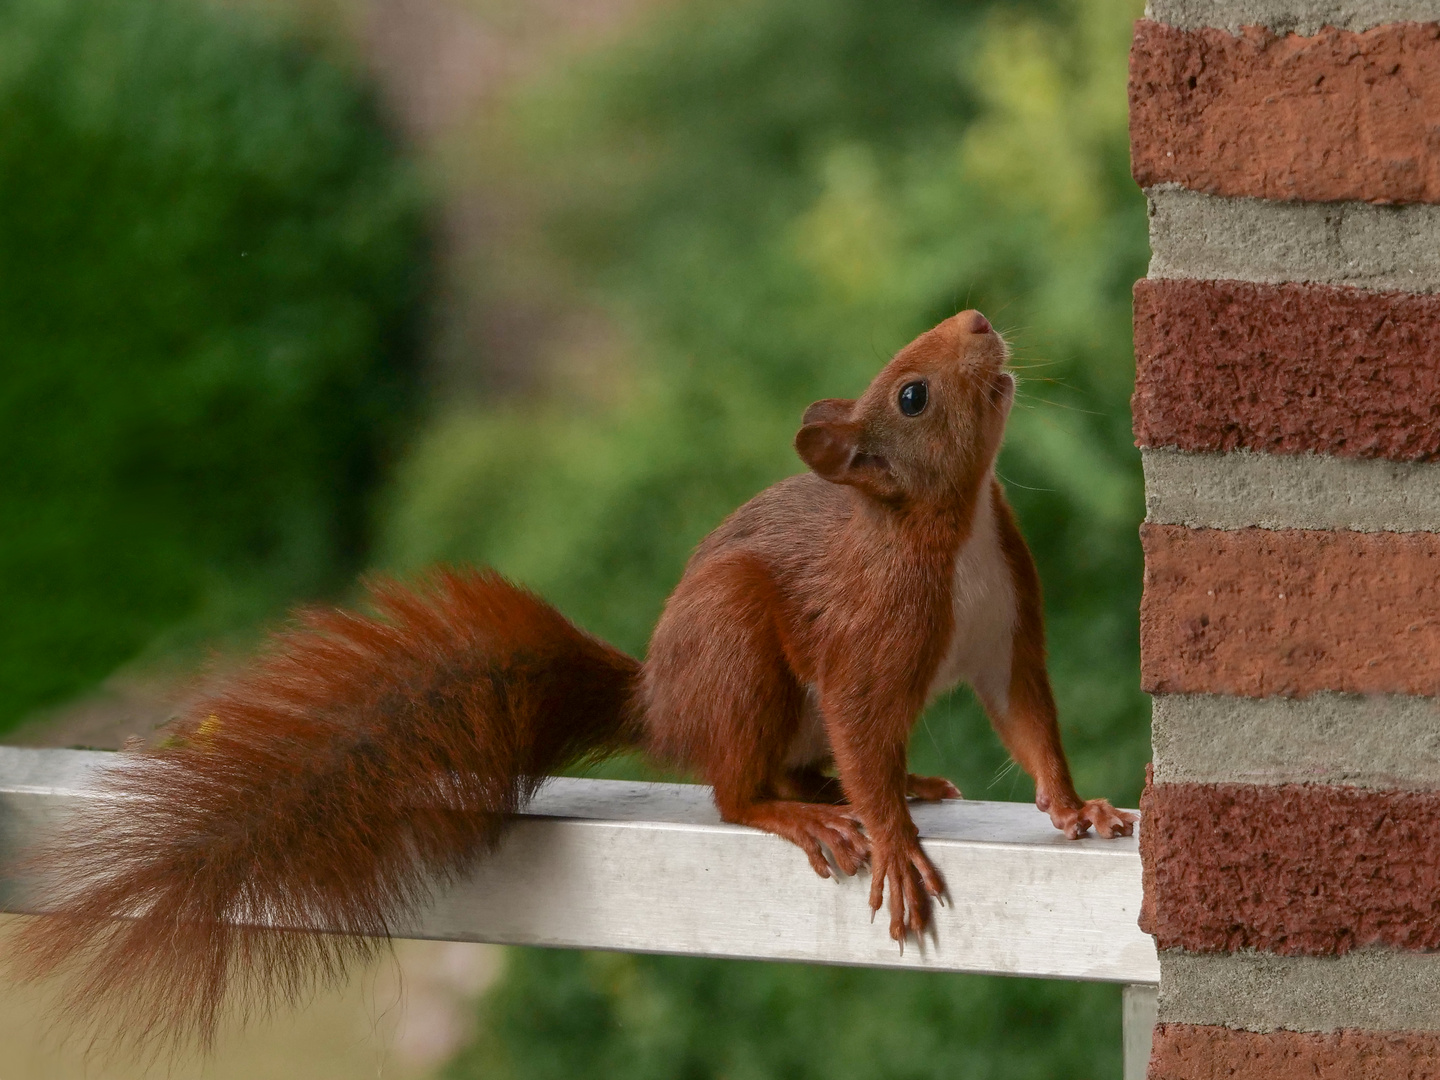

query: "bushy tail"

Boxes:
[9, 568, 640, 1058]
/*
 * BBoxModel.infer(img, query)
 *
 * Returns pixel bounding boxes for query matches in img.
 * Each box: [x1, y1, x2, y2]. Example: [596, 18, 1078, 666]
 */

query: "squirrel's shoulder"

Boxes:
[690, 472, 851, 569]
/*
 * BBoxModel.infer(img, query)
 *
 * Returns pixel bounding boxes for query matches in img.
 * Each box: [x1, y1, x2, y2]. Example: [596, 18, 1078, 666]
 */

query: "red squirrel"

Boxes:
[13, 310, 1134, 1054]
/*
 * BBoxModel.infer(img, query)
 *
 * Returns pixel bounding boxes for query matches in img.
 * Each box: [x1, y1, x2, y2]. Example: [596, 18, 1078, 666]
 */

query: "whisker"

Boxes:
[1024, 397, 1104, 417]
[994, 470, 1055, 493]
[989, 758, 1020, 789]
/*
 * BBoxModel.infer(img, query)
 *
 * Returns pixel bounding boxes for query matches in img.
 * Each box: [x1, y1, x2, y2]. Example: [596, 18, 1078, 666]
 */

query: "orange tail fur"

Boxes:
[10, 568, 639, 1057]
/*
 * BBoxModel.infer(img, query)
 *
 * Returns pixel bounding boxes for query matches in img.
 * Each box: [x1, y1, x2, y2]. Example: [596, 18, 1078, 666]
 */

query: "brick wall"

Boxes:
[1129, 2, 1440, 1076]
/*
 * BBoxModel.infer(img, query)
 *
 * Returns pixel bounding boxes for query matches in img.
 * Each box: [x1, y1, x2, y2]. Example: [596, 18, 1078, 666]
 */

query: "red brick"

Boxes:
[1131, 20, 1440, 204]
[1140, 781, 1440, 954]
[1133, 279, 1440, 461]
[1150, 1024, 1440, 1079]
[1140, 524, 1440, 697]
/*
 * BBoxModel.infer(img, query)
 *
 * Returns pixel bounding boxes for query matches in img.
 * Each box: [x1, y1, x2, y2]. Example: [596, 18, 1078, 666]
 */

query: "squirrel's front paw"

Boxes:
[868, 836, 946, 949]
[1042, 796, 1136, 839]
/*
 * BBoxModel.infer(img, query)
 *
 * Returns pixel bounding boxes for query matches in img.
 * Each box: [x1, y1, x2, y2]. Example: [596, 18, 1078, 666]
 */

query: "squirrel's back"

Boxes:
[688, 472, 852, 573]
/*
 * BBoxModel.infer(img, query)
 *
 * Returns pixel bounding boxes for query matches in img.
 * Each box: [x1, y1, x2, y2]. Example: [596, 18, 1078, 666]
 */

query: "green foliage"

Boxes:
[382, 0, 1150, 1073]
[0, 0, 426, 731]
[449, 949, 1121, 1080]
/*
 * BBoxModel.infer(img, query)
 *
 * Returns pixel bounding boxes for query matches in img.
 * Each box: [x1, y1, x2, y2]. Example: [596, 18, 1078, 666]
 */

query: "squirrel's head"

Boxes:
[794, 310, 1012, 507]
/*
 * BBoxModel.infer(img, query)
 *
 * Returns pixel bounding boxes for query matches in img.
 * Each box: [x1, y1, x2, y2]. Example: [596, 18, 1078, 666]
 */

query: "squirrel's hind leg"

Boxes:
[714, 792, 869, 879]
[644, 552, 866, 877]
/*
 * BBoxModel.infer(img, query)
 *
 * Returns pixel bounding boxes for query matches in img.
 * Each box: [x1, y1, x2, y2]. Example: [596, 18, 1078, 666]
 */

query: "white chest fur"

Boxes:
[925, 476, 1017, 711]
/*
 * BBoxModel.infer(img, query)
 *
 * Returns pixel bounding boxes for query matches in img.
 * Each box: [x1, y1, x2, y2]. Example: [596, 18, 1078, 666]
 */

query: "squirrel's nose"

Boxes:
[959, 310, 992, 336]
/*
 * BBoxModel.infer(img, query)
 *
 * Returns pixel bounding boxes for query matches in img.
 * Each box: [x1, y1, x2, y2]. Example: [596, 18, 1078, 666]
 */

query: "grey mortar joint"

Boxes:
[1142, 449, 1440, 534]
[1151, 692, 1440, 790]
[1159, 949, 1440, 1032]
[1146, 187, 1440, 294]
[1146, 0, 1440, 34]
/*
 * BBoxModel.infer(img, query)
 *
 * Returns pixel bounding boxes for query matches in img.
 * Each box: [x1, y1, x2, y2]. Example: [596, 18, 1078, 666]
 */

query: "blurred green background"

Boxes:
[0, 0, 427, 729]
[0, 0, 1150, 1074]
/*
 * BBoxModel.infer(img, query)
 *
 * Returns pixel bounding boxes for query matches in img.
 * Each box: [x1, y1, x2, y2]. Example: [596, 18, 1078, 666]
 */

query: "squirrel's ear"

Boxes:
[794, 419, 856, 480]
[801, 397, 855, 426]
[794, 419, 900, 500]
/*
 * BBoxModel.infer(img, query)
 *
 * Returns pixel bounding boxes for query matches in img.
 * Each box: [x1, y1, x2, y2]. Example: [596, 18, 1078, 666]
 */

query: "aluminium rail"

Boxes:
[0, 746, 1159, 1077]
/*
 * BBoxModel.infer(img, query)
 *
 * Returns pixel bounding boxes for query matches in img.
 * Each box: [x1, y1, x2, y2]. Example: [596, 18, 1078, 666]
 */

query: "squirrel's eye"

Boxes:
[897, 380, 928, 417]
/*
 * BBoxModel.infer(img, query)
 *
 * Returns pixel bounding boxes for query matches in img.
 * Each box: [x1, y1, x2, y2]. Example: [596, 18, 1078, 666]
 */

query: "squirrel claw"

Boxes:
[778, 803, 870, 879]
[868, 837, 944, 948]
